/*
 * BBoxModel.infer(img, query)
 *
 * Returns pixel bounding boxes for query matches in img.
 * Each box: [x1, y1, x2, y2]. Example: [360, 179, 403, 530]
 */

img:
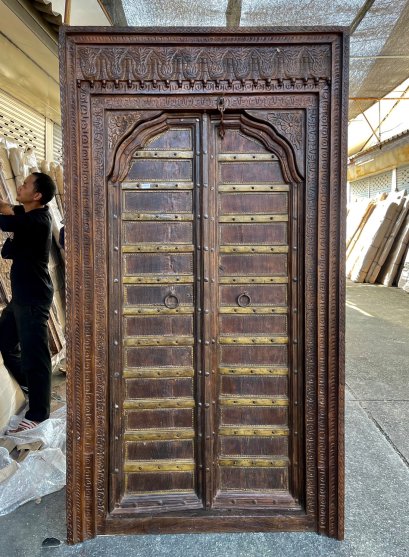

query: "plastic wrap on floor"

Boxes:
[0, 406, 66, 516]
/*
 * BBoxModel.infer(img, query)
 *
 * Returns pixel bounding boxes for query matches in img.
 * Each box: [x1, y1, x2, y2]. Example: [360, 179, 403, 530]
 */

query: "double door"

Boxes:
[111, 111, 303, 514]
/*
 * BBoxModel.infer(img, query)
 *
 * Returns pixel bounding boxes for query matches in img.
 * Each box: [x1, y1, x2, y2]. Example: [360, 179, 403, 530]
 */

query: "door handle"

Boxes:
[237, 291, 251, 308]
[164, 292, 180, 309]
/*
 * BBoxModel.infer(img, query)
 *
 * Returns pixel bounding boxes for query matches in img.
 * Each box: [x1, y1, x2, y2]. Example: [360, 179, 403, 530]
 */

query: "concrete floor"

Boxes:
[1, 281, 409, 557]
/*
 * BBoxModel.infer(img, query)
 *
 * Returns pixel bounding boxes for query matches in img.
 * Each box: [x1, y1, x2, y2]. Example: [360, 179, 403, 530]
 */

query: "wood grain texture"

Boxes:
[60, 27, 347, 544]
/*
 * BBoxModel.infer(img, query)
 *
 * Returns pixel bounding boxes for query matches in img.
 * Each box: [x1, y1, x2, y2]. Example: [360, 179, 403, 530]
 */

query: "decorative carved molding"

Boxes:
[105, 110, 163, 175]
[246, 109, 305, 174]
[107, 111, 142, 150]
[267, 112, 303, 150]
[77, 45, 331, 89]
[110, 111, 304, 185]
[236, 113, 303, 183]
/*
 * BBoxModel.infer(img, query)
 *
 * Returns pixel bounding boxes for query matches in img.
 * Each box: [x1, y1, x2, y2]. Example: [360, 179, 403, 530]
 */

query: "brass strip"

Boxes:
[219, 276, 288, 284]
[219, 397, 289, 407]
[124, 398, 195, 409]
[123, 244, 194, 253]
[219, 215, 288, 223]
[218, 458, 288, 468]
[124, 368, 194, 378]
[219, 307, 287, 314]
[124, 429, 194, 441]
[219, 246, 288, 254]
[219, 367, 288, 376]
[125, 489, 196, 495]
[219, 426, 289, 437]
[133, 150, 194, 159]
[218, 184, 289, 192]
[218, 154, 278, 161]
[123, 276, 194, 284]
[123, 307, 194, 315]
[124, 337, 194, 347]
[122, 181, 194, 190]
[218, 336, 288, 344]
[125, 460, 195, 473]
[122, 213, 194, 221]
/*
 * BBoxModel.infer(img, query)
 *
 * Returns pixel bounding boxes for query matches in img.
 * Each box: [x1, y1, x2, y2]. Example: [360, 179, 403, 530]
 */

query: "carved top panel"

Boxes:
[77, 44, 331, 90]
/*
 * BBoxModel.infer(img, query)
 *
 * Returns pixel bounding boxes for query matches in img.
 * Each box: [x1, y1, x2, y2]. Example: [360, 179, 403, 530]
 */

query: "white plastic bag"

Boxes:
[0, 406, 67, 516]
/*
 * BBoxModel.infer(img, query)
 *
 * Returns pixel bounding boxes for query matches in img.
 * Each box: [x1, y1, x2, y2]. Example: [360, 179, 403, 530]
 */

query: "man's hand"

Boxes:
[0, 199, 14, 215]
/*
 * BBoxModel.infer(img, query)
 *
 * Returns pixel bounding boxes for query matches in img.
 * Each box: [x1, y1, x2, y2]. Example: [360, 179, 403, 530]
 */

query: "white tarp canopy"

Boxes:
[120, 0, 409, 121]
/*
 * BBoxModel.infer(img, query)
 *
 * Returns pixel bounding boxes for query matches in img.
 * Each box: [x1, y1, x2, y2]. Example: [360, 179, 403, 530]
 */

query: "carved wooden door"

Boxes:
[114, 111, 301, 514]
[61, 28, 347, 543]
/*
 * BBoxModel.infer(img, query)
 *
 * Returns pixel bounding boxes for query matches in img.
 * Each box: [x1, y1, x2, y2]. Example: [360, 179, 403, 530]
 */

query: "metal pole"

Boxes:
[64, 0, 72, 25]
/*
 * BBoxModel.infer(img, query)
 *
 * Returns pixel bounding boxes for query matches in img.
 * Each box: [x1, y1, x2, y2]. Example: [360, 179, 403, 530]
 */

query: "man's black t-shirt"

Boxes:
[0, 205, 53, 306]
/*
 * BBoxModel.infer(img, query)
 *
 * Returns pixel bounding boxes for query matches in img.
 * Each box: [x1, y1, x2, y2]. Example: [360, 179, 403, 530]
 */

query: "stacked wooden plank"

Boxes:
[397, 247, 409, 293]
[0, 137, 66, 427]
[346, 189, 409, 292]
[0, 137, 66, 356]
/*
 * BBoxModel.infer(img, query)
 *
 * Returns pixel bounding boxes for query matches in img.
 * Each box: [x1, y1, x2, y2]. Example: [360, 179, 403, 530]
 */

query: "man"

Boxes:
[0, 172, 56, 433]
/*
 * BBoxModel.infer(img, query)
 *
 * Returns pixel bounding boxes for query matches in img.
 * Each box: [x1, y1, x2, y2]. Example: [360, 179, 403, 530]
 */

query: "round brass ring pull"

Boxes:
[164, 293, 180, 309]
[237, 291, 251, 308]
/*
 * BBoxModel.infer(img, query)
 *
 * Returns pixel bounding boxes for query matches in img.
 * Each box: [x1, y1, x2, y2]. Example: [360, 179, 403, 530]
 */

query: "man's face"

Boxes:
[16, 175, 42, 205]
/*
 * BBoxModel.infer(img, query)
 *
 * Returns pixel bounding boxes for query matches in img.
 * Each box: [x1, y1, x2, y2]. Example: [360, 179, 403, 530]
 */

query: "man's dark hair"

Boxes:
[32, 172, 56, 205]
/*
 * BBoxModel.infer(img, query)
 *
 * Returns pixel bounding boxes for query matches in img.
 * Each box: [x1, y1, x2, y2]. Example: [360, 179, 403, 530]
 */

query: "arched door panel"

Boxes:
[110, 112, 303, 514]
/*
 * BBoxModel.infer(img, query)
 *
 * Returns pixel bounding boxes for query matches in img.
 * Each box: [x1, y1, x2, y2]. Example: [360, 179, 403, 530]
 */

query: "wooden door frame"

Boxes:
[60, 27, 348, 543]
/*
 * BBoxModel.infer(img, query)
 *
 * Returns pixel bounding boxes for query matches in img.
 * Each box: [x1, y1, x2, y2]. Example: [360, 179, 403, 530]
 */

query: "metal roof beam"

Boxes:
[226, 0, 242, 27]
[97, 0, 128, 25]
[350, 0, 376, 34]
[353, 83, 409, 154]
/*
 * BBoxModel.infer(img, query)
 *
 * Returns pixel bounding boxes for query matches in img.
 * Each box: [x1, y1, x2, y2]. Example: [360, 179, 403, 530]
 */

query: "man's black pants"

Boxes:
[0, 300, 51, 422]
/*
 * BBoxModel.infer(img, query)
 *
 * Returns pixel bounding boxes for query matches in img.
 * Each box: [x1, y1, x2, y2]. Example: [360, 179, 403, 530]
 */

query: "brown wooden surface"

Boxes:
[60, 27, 348, 543]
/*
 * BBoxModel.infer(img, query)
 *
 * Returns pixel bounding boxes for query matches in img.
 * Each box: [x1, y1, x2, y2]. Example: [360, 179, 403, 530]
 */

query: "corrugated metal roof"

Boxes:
[349, 128, 409, 162]
[30, 0, 62, 34]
